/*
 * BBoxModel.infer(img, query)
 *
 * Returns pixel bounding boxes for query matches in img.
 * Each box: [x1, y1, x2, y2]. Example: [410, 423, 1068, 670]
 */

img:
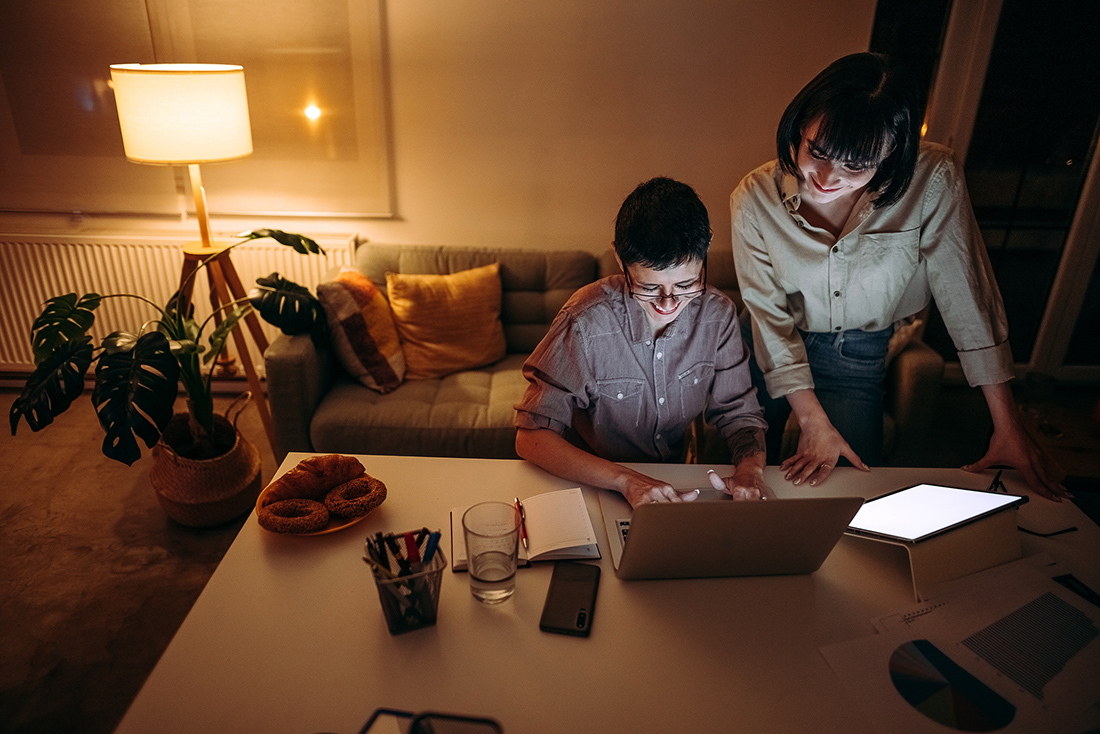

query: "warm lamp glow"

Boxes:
[109, 63, 253, 164]
[305, 104, 321, 120]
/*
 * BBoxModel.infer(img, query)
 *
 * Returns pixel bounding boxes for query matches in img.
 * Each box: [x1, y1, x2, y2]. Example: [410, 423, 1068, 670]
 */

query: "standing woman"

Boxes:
[730, 52, 1066, 500]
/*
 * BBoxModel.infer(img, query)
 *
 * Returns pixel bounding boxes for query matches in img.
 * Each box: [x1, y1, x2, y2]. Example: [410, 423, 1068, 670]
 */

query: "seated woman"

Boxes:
[515, 177, 769, 507]
[730, 52, 1066, 500]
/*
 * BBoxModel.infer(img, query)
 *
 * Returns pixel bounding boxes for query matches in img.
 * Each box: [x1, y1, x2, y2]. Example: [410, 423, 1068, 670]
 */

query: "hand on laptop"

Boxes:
[706, 454, 773, 501]
[621, 473, 701, 507]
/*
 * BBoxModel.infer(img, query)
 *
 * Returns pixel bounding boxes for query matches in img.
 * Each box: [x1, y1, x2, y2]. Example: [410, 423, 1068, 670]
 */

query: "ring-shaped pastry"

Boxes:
[257, 498, 330, 534]
[324, 474, 387, 518]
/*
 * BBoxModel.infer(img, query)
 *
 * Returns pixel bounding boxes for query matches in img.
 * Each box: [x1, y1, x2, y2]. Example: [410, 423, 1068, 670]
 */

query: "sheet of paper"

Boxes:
[821, 553, 1100, 733]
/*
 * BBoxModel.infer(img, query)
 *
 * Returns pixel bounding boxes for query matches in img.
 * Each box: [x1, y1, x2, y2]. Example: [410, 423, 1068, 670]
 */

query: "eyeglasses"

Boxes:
[624, 260, 707, 303]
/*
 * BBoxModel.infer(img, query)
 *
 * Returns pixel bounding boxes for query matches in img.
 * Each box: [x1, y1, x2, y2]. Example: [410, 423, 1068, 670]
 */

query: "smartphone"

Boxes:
[539, 561, 600, 637]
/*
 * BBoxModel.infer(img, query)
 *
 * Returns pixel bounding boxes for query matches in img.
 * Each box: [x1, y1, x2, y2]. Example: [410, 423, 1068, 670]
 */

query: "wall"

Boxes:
[0, 0, 875, 255]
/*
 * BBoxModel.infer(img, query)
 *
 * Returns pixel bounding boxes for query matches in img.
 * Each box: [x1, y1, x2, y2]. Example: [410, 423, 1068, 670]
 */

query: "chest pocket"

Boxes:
[595, 378, 646, 427]
[676, 361, 714, 419]
[851, 229, 920, 320]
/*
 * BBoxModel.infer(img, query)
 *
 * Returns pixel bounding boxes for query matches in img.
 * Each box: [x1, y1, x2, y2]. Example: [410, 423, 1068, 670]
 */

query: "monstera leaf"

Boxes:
[249, 272, 326, 343]
[10, 335, 95, 434]
[237, 228, 326, 256]
[91, 331, 181, 466]
[30, 293, 100, 364]
[204, 305, 249, 366]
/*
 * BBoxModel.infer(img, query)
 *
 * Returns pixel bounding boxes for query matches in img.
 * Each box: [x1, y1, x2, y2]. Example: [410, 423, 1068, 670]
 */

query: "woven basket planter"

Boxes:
[150, 412, 262, 527]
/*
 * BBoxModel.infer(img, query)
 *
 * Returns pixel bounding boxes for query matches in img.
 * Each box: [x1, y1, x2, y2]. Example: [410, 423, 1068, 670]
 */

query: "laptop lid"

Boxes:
[598, 489, 864, 580]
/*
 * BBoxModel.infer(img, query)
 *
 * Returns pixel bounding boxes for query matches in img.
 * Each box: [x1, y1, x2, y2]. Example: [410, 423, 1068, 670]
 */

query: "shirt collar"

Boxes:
[776, 165, 879, 231]
[777, 167, 802, 212]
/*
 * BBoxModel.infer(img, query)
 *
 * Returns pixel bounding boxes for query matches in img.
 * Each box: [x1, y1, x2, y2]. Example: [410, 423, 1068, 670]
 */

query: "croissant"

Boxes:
[261, 454, 366, 506]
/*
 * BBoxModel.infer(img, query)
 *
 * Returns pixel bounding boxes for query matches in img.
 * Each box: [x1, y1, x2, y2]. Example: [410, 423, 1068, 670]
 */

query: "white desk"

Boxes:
[116, 456, 1100, 734]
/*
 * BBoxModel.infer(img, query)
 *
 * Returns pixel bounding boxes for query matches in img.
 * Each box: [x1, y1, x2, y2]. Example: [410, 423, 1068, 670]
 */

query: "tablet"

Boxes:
[845, 483, 1027, 543]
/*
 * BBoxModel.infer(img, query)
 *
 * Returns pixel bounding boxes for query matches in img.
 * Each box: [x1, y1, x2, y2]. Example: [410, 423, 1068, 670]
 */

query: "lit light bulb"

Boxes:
[304, 105, 321, 120]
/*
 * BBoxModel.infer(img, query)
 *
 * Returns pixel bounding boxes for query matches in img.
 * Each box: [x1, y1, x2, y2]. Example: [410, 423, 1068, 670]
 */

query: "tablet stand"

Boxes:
[841, 509, 1022, 601]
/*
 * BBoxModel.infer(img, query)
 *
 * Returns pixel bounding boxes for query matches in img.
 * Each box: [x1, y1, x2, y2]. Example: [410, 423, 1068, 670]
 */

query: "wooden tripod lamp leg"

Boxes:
[207, 255, 281, 458]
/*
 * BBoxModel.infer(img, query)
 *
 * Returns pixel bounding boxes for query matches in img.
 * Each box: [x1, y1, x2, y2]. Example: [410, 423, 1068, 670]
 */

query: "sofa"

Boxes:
[265, 241, 944, 466]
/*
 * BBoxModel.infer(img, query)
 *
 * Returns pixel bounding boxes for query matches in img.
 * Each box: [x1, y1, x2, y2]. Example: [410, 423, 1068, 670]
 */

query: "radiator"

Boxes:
[0, 234, 354, 374]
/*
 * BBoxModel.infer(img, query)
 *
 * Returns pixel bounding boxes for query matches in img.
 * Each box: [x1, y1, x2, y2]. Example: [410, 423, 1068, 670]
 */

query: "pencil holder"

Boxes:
[371, 551, 446, 635]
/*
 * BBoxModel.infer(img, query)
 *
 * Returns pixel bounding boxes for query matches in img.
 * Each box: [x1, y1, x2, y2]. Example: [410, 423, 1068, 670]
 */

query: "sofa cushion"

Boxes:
[309, 353, 530, 458]
[356, 243, 599, 354]
[386, 262, 507, 380]
[316, 268, 406, 393]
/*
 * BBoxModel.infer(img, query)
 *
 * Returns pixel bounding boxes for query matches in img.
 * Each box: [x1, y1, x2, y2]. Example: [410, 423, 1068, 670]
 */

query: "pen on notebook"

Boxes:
[514, 497, 529, 550]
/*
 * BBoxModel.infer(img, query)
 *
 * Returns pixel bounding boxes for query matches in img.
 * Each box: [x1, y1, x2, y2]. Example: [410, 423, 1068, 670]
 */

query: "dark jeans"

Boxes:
[743, 321, 893, 466]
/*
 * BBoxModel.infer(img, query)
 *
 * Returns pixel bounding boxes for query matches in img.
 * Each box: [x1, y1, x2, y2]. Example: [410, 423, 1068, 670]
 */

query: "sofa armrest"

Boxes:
[264, 334, 337, 457]
[884, 338, 945, 466]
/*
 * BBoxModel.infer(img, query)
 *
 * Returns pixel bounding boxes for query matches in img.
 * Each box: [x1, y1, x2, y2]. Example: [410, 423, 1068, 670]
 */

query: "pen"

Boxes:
[422, 531, 442, 565]
[514, 497, 529, 551]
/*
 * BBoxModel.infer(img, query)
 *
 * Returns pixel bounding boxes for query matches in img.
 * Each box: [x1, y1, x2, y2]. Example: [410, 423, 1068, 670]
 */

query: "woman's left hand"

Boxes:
[707, 453, 773, 500]
[967, 383, 1070, 501]
[963, 422, 1069, 501]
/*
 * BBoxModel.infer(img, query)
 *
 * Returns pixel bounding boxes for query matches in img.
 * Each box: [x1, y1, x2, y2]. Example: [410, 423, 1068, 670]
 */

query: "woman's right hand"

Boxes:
[619, 472, 700, 507]
[780, 399, 869, 485]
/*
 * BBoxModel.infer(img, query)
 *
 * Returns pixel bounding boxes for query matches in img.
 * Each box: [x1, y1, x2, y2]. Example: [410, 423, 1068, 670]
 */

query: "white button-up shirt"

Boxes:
[731, 141, 1013, 397]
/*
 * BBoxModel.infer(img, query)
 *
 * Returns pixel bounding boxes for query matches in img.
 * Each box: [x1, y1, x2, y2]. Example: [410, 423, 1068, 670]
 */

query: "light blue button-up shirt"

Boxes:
[515, 276, 766, 463]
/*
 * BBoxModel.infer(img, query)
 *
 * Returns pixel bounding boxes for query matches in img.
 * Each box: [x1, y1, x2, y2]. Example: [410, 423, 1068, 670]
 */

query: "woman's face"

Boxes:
[623, 258, 705, 332]
[796, 118, 880, 206]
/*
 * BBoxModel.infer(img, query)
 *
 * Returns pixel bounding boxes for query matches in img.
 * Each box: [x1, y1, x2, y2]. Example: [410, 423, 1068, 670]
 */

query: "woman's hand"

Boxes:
[965, 384, 1068, 501]
[707, 452, 773, 500]
[781, 390, 870, 486]
[621, 474, 700, 507]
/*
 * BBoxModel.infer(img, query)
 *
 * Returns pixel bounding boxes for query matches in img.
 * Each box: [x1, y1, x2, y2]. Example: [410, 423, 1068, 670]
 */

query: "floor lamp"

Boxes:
[109, 63, 278, 456]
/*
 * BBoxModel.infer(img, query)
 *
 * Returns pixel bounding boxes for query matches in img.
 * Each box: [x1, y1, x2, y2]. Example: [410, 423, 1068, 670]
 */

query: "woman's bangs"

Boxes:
[812, 111, 893, 168]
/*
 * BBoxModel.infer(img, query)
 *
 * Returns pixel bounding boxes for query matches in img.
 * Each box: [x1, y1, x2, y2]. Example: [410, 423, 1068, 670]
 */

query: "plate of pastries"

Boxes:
[256, 454, 387, 535]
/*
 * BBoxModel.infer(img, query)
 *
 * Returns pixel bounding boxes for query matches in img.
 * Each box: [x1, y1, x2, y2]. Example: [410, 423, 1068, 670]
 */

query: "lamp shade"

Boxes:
[110, 63, 253, 165]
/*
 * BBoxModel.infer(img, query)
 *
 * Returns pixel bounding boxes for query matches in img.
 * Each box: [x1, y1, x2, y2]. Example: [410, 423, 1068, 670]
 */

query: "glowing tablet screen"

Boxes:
[846, 484, 1025, 543]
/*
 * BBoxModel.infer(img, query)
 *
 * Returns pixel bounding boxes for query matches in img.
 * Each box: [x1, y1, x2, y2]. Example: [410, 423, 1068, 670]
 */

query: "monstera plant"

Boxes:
[9, 229, 324, 466]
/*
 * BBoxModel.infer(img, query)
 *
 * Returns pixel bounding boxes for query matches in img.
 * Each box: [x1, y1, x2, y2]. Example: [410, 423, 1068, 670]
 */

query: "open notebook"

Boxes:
[598, 488, 863, 580]
[450, 488, 600, 571]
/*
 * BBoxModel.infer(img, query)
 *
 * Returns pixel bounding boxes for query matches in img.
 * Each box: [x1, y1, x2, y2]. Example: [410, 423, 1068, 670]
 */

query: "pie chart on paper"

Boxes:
[889, 639, 1016, 732]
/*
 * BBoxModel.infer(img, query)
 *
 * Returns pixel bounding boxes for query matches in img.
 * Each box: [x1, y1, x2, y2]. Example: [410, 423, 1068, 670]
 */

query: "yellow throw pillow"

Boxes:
[316, 269, 406, 393]
[386, 262, 506, 380]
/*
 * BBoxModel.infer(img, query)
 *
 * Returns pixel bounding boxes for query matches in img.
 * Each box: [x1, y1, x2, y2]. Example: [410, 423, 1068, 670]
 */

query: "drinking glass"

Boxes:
[462, 501, 520, 603]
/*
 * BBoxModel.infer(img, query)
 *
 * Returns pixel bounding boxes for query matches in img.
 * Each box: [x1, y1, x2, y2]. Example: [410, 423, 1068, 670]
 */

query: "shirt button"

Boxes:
[656, 352, 663, 359]
[655, 434, 661, 441]
[833, 290, 841, 297]
[616, 393, 624, 400]
[645, 340, 652, 346]
[835, 326, 842, 332]
[831, 246, 839, 254]
[658, 397, 665, 405]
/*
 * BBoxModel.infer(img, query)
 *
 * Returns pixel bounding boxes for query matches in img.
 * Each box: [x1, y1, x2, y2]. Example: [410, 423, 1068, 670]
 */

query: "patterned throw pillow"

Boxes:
[386, 262, 506, 380]
[316, 268, 406, 393]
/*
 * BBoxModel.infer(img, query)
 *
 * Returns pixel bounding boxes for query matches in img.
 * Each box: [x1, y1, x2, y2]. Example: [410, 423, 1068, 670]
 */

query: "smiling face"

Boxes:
[796, 118, 880, 206]
[622, 258, 705, 333]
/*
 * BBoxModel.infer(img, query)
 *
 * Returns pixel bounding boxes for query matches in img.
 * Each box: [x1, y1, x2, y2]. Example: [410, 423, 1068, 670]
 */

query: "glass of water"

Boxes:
[462, 501, 520, 603]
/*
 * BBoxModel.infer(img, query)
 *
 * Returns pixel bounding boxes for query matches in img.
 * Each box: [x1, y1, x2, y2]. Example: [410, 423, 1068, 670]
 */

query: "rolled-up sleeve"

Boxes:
[730, 181, 816, 398]
[919, 156, 1014, 386]
[514, 310, 590, 435]
[705, 303, 768, 443]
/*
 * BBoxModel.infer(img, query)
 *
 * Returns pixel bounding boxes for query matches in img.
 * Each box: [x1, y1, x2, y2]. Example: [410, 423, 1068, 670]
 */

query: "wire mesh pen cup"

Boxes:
[370, 551, 446, 635]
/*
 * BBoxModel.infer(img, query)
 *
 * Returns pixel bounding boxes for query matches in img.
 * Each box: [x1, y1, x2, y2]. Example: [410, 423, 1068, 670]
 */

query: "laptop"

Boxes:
[597, 488, 864, 580]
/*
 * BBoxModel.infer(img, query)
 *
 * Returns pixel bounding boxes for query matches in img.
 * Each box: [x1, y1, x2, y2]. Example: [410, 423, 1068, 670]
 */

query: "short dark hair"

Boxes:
[613, 177, 711, 269]
[776, 53, 921, 208]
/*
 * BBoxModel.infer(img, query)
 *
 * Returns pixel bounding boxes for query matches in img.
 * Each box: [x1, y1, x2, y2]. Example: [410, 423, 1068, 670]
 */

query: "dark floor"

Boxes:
[1, 382, 1098, 734]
